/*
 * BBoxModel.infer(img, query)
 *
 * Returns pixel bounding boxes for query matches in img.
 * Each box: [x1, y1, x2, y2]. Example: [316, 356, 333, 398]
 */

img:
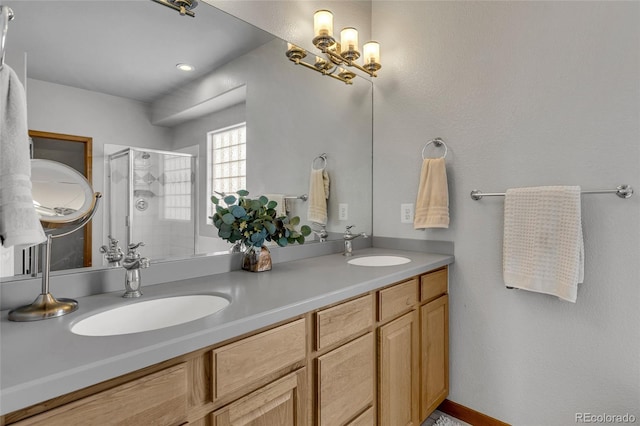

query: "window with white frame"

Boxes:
[206, 123, 247, 224]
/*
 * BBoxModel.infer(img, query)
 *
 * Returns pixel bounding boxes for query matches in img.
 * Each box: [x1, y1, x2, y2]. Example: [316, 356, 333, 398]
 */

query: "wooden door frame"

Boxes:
[29, 130, 94, 267]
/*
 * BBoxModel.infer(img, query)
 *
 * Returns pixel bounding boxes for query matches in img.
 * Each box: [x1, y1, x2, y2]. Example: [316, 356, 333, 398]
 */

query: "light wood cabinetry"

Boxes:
[211, 368, 307, 426]
[317, 333, 374, 426]
[212, 318, 306, 402]
[316, 294, 372, 350]
[3, 266, 449, 426]
[420, 295, 449, 419]
[378, 311, 419, 426]
[12, 363, 187, 426]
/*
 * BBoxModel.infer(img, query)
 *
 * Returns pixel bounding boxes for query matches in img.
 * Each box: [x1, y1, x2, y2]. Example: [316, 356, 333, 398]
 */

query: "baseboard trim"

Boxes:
[438, 399, 511, 426]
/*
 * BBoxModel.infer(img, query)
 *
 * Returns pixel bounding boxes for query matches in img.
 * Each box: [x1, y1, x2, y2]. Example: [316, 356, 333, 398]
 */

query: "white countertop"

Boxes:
[0, 247, 453, 415]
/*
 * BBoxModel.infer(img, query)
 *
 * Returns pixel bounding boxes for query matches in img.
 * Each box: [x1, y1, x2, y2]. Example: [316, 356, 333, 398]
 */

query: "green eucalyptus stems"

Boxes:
[210, 190, 312, 248]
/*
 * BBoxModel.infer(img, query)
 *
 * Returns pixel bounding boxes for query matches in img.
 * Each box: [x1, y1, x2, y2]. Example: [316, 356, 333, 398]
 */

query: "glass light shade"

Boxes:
[314, 10, 333, 37]
[340, 27, 359, 53]
[363, 41, 380, 66]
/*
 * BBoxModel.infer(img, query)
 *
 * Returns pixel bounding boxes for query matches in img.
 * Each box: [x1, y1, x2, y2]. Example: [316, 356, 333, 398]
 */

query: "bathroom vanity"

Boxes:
[0, 248, 452, 425]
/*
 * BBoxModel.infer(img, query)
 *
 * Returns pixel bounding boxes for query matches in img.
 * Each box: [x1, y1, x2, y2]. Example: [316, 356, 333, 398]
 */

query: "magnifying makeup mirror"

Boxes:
[8, 160, 102, 321]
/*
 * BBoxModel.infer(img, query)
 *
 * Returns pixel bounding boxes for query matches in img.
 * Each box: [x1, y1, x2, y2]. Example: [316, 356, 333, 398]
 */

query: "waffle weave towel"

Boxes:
[503, 186, 584, 302]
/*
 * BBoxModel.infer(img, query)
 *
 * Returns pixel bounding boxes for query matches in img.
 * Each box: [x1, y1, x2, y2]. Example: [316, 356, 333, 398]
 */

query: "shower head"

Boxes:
[141, 152, 151, 160]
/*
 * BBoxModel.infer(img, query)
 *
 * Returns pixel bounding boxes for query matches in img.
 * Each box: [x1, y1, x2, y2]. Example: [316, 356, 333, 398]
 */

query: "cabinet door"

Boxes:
[420, 295, 449, 419]
[212, 368, 306, 426]
[378, 311, 419, 426]
[317, 333, 374, 426]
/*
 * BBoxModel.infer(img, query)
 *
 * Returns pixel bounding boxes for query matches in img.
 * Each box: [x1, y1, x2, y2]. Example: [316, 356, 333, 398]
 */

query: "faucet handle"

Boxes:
[346, 225, 355, 232]
[128, 242, 145, 252]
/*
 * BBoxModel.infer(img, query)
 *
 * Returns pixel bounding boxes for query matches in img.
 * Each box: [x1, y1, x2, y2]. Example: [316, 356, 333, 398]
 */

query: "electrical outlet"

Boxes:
[339, 203, 348, 221]
[401, 203, 414, 223]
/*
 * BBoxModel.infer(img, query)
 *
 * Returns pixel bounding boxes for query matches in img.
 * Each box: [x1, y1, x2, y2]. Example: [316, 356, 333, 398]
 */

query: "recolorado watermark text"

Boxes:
[576, 413, 637, 423]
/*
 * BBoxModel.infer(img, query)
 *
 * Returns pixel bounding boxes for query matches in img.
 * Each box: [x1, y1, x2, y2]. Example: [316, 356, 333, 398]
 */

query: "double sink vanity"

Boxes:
[0, 247, 453, 425]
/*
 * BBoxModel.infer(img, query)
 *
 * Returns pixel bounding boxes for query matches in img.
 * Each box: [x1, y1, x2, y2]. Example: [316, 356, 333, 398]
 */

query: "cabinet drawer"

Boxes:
[211, 368, 307, 426]
[316, 294, 373, 350]
[378, 278, 418, 322]
[13, 364, 187, 426]
[347, 407, 375, 425]
[213, 318, 306, 400]
[420, 268, 447, 302]
[317, 333, 374, 426]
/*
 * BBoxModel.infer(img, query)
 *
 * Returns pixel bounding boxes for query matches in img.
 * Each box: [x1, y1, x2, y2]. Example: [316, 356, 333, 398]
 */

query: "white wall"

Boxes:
[206, 0, 372, 54]
[372, 1, 639, 424]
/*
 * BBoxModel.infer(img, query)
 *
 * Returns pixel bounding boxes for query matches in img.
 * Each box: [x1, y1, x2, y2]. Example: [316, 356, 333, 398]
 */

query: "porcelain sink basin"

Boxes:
[71, 295, 230, 337]
[347, 255, 411, 267]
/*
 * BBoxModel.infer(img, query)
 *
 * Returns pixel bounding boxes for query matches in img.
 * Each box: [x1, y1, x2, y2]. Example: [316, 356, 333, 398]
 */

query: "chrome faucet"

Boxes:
[122, 242, 150, 298]
[312, 224, 329, 242]
[100, 235, 124, 266]
[343, 225, 368, 256]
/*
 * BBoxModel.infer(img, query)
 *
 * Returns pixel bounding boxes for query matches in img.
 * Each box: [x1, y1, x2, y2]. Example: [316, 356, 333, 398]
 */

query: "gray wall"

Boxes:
[372, 1, 639, 424]
[25, 79, 174, 269]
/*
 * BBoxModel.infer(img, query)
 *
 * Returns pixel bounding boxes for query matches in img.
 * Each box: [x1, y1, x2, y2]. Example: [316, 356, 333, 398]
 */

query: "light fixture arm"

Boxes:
[151, 0, 196, 17]
[286, 45, 354, 85]
[320, 46, 379, 78]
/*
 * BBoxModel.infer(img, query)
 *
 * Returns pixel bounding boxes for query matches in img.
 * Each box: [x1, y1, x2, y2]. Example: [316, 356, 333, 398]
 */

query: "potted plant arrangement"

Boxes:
[210, 190, 312, 272]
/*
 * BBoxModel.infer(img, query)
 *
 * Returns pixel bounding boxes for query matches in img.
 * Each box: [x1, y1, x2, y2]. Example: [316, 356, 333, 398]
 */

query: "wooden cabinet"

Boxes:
[212, 318, 306, 402]
[378, 311, 419, 426]
[377, 266, 448, 426]
[211, 368, 307, 426]
[420, 295, 449, 419]
[12, 364, 187, 426]
[3, 266, 449, 426]
[317, 333, 374, 426]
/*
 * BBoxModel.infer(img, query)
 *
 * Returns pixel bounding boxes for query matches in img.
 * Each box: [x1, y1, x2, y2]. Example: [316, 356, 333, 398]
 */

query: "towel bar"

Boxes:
[470, 184, 633, 200]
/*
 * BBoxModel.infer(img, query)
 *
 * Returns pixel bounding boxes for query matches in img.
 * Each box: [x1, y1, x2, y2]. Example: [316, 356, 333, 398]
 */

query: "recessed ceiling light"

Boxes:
[176, 63, 195, 72]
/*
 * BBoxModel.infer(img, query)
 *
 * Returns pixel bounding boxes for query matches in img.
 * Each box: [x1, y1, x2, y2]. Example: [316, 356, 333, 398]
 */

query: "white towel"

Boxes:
[414, 158, 449, 229]
[263, 194, 286, 217]
[503, 186, 584, 303]
[0, 65, 46, 248]
[307, 168, 330, 225]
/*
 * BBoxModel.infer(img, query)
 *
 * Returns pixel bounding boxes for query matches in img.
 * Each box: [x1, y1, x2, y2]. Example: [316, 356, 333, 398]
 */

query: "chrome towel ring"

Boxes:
[312, 153, 328, 170]
[421, 137, 448, 159]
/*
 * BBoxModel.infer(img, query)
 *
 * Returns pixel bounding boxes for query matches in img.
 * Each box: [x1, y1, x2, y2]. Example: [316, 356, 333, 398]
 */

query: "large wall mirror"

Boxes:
[1, 0, 372, 280]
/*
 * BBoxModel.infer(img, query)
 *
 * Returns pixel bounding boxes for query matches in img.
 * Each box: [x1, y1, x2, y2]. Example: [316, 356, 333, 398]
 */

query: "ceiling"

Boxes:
[3, 0, 275, 103]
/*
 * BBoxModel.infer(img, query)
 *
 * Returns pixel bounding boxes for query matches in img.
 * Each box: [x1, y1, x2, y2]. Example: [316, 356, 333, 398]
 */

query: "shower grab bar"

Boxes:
[470, 184, 634, 200]
[1, 6, 15, 71]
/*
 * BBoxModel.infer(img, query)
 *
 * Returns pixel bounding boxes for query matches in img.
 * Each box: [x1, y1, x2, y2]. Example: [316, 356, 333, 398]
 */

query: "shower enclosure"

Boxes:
[107, 148, 196, 263]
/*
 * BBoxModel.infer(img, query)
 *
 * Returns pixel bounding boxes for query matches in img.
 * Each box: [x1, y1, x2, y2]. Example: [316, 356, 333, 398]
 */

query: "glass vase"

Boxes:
[241, 245, 272, 272]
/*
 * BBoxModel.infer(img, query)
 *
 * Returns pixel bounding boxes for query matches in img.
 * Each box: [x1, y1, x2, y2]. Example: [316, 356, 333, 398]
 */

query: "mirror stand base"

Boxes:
[8, 293, 78, 322]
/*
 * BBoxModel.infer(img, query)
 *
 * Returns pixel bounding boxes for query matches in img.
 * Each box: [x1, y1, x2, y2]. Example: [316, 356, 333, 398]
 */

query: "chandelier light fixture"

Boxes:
[286, 10, 381, 85]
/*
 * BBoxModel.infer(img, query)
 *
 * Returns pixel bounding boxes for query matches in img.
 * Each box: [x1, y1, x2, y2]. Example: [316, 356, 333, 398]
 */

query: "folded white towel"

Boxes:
[503, 186, 584, 302]
[414, 157, 449, 229]
[307, 168, 330, 225]
[263, 194, 286, 217]
[0, 65, 46, 248]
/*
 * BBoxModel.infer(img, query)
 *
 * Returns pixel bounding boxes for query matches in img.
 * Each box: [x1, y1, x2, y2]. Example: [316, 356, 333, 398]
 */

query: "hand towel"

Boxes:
[503, 186, 584, 303]
[307, 168, 330, 225]
[414, 157, 449, 229]
[0, 65, 46, 248]
[263, 194, 287, 217]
